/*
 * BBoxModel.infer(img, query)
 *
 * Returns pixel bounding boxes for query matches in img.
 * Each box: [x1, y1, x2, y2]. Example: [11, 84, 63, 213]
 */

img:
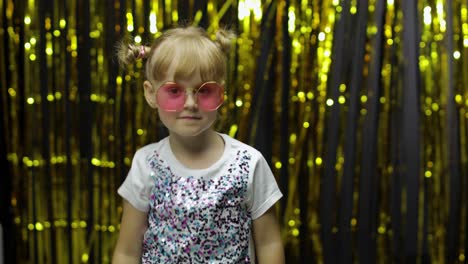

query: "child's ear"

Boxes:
[143, 80, 158, 109]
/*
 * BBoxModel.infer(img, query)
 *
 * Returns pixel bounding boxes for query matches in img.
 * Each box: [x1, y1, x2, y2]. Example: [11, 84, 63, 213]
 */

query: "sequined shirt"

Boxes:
[118, 133, 283, 264]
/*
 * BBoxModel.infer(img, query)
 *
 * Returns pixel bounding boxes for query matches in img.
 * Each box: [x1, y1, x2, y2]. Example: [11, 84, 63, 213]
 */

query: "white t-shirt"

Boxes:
[118, 133, 283, 264]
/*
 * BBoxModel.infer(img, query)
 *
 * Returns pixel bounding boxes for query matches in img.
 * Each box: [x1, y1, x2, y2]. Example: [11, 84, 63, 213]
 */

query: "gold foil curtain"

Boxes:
[1, 0, 467, 263]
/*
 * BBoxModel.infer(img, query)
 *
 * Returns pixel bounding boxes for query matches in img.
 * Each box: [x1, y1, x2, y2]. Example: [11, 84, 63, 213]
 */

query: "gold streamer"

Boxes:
[1, 0, 467, 262]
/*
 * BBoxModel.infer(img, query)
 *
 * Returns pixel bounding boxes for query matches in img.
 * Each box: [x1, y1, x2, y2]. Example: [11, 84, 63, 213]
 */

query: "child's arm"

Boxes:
[252, 207, 285, 264]
[112, 200, 148, 264]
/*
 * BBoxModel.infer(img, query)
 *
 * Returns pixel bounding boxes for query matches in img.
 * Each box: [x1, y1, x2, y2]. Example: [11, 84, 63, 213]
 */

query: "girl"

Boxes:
[113, 26, 284, 264]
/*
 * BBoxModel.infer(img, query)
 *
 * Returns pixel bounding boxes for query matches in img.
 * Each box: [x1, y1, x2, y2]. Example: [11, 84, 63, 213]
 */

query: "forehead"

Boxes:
[148, 35, 225, 84]
[164, 60, 203, 85]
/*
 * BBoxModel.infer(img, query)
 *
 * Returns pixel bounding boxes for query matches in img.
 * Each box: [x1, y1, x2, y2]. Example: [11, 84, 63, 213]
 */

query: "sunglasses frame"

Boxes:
[156, 81, 225, 112]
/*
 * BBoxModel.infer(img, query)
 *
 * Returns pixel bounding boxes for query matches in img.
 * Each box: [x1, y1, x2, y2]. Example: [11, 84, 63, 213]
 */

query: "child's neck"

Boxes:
[169, 130, 217, 152]
[168, 130, 225, 169]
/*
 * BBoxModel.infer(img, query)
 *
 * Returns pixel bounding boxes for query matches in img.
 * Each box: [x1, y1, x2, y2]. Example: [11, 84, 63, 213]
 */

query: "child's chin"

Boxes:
[171, 128, 211, 138]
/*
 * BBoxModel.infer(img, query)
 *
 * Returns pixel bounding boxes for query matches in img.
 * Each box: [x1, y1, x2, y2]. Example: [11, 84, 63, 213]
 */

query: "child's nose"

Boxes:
[183, 92, 198, 109]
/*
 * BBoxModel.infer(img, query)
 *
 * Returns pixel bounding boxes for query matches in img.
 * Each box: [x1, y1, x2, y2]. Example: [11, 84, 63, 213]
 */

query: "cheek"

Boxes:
[205, 111, 218, 120]
[157, 110, 175, 124]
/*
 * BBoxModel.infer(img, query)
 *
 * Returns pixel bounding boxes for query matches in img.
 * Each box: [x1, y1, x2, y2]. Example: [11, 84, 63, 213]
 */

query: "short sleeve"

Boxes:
[247, 154, 283, 220]
[117, 150, 152, 212]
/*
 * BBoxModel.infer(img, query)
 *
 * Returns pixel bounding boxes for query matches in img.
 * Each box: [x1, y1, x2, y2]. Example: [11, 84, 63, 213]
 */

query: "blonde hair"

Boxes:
[117, 26, 236, 84]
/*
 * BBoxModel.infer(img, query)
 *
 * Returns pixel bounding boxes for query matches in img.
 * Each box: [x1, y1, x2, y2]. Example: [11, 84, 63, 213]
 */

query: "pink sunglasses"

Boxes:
[156, 81, 225, 112]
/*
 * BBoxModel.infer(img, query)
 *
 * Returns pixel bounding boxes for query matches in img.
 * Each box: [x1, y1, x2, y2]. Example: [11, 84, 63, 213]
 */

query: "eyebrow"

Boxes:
[166, 81, 210, 88]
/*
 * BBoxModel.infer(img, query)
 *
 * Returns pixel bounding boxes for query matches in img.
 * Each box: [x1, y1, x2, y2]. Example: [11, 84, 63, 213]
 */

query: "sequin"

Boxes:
[142, 151, 253, 263]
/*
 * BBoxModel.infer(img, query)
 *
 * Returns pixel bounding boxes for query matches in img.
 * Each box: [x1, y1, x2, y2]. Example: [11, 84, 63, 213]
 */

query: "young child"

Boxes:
[113, 26, 285, 264]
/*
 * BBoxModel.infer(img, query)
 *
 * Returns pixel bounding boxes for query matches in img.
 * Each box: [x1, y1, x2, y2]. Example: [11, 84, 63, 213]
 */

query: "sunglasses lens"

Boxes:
[156, 84, 185, 111]
[156, 82, 224, 112]
[196, 83, 224, 111]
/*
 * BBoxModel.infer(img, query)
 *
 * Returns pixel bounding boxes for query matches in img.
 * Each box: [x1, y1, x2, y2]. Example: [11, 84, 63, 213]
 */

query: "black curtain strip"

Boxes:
[227, 1, 239, 101]
[32, 164, 39, 264]
[0, 102, 13, 263]
[320, 0, 351, 262]
[220, 2, 240, 135]
[76, 0, 94, 262]
[161, 0, 167, 26]
[39, 0, 57, 263]
[445, 0, 462, 262]
[402, 0, 421, 261]
[422, 181, 430, 263]
[298, 140, 313, 262]
[62, 1, 73, 263]
[388, 1, 403, 261]
[227, 10, 242, 134]
[119, 75, 127, 184]
[1, 2, 16, 263]
[247, 1, 276, 149]
[0, 83, 8, 262]
[119, 0, 128, 184]
[226, 1, 239, 101]
[178, 0, 190, 23]
[129, 3, 137, 153]
[0, 4, 14, 260]
[337, 0, 369, 262]
[465, 120, 468, 264]
[105, 0, 118, 100]
[389, 86, 403, 261]
[130, 84, 137, 153]
[357, 0, 386, 263]
[252, 5, 277, 160]
[254, 50, 276, 163]
[104, 5, 119, 264]
[194, 0, 208, 28]
[142, 0, 150, 41]
[14, 0, 26, 151]
[129, 1, 138, 158]
[466, 181, 468, 264]
[279, 0, 291, 218]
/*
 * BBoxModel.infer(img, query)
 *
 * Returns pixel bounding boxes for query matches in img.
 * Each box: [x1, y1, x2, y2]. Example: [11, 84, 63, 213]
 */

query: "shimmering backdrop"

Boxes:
[0, 0, 467, 263]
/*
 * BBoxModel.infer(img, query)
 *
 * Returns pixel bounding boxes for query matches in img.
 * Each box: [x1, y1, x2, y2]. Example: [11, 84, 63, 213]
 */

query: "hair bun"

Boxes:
[116, 42, 151, 68]
[215, 29, 236, 55]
